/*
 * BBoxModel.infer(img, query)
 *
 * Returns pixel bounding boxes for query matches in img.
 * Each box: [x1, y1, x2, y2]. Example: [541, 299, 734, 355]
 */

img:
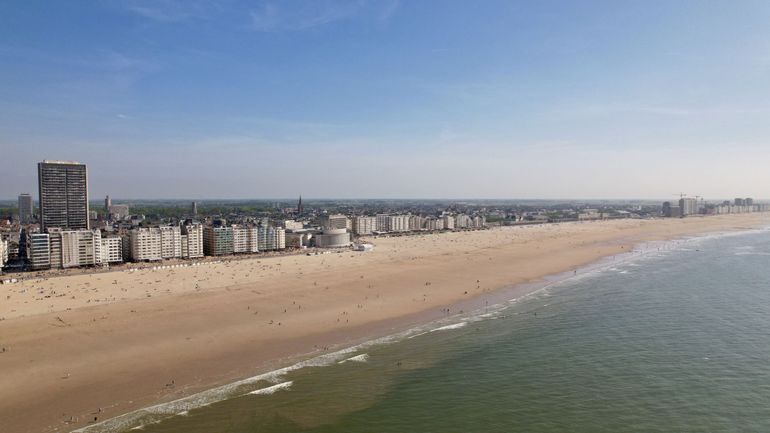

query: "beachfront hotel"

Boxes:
[38, 160, 89, 231]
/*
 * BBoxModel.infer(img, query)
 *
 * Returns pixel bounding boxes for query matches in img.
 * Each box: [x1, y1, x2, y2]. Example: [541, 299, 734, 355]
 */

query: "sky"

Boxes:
[1, 0, 770, 200]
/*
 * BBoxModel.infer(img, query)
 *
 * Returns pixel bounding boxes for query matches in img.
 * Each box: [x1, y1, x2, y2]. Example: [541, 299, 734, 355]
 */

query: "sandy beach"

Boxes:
[1, 214, 768, 433]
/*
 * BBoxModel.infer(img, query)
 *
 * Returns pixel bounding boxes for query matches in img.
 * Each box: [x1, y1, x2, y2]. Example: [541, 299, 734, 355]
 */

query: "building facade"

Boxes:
[204, 226, 234, 256]
[181, 223, 204, 258]
[352, 216, 377, 235]
[18, 193, 33, 224]
[38, 160, 89, 231]
[129, 228, 162, 261]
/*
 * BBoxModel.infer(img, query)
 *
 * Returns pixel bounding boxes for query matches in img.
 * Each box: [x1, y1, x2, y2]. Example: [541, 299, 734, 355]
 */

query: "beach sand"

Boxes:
[1, 214, 768, 433]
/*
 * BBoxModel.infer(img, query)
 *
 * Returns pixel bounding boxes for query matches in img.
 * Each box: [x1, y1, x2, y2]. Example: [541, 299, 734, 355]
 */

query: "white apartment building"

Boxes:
[375, 214, 390, 232]
[129, 228, 162, 261]
[100, 237, 123, 264]
[181, 223, 204, 258]
[159, 226, 182, 259]
[283, 220, 304, 230]
[257, 226, 286, 251]
[60, 229, 100, 268]
[0, 238, 7, 273]
[454, 214, 472, 229]
[408, 215, 424, 231]
[352, 216, 377, 235]
[320, 214, 350, 231]
[232, 225, 259, 253]
[424, 218, 445, 231]
[28, 233, 51, 270]
[442, 215, 455, 230]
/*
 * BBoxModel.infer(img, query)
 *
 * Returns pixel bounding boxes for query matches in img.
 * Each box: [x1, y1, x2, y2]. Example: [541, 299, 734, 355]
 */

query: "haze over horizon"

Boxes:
[2, 1, 770, 200]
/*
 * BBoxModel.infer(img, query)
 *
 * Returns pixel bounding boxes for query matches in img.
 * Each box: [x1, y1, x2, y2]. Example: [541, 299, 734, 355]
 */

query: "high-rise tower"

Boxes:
[37, 160, 89, 231]
[18, 193, 33, 224]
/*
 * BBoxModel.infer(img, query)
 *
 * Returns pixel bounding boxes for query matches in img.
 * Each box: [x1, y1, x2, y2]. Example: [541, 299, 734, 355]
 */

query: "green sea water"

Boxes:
[101, 228, 770, 433]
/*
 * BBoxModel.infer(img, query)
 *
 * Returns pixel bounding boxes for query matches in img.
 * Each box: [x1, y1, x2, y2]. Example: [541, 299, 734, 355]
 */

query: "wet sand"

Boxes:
[1, 214, 768, 433]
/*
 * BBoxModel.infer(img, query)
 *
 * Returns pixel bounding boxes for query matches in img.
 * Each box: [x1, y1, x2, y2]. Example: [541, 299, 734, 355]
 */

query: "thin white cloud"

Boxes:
[120, 0, 223, 23]
[249, 1, 366, 32]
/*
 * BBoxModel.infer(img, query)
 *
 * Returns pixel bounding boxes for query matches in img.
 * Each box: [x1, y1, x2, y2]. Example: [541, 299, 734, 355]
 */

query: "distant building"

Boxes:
[679, 198, 698, 216]
[442, 215, 455, 230]
[408, 215, 423, 231]
[191, 201, 198, 216]
[735, 198, 745, 206]
[352, 216, 377, 235]
[105, 195, 112, 212]
[18, 193, 33, 224]
[38, 160, 89, 231]
[746, 198, 754, 206]
[108, 204, 130, 221]
[320, 214, 350, 231]
[315, 229, 351, 248]
[0, 238, 7, 273]
[257, 226, 285, 251]
[283, 220, 304, 230]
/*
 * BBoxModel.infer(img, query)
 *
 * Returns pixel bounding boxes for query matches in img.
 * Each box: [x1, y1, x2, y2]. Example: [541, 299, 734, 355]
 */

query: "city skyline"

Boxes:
[3, 1, 770, 199]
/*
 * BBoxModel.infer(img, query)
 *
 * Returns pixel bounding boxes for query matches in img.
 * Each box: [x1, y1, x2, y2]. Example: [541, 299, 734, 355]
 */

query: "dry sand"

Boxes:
[1, 214, 768, 433]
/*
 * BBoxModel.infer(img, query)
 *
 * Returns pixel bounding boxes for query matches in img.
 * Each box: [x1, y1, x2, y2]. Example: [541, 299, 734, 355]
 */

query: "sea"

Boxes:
[82, 227, 770, 433]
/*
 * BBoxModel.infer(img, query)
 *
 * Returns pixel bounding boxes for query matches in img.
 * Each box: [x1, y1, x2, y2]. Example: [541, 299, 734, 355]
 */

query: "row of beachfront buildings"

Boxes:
[344, 213, 486, 235]
[23, 223, 287, 271]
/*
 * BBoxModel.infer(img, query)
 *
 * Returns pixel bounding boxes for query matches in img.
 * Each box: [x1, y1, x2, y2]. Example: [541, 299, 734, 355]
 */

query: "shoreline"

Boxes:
[1, 214, 769, 433]
[77, 224, 770, 433]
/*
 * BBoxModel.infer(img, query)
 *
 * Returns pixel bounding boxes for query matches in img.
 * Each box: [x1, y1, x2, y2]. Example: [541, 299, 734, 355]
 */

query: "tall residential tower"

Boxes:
[37, 160, 89, 231]
[18, 193, 33, 224]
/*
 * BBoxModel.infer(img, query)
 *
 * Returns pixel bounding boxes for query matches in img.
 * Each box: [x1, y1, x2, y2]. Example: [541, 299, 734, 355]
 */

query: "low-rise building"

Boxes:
[315, 228, 351, 248]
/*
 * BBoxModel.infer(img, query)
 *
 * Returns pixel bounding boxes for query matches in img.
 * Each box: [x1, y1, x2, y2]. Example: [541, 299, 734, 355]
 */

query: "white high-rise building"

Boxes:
[28, 233, 51, 270]
[408, 215, 423, 231]
[375, 214, 390, 232]
[388, 215, 409, 232]
[352, 216, 377, 235]
[158, 226, 182, 259]
[60, 229, 100, 268]
[100, 237, 123, 264]
[232, 225, 259, 253]
[129, 228, 162, 261]
[181, 223, 204, 258]
[443, 215, 455, 230]
[0, 238, 7, 273]
[320, 214, 350, 231]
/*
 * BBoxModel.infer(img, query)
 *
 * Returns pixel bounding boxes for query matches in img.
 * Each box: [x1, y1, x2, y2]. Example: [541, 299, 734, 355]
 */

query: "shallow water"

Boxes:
[100, 228, 770, 433]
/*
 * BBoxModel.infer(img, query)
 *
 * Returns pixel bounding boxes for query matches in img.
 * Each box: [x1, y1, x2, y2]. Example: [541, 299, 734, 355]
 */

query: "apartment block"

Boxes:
[352, 216, 377, 235]
[38, 160, 89, 231]
[204, 226, 234, 256]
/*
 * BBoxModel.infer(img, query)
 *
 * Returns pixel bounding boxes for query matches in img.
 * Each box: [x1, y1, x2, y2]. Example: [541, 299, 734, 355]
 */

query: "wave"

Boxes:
[431, 322, 468, 332]
[248, 381, 293, 395]
[339, 354, 369, 364]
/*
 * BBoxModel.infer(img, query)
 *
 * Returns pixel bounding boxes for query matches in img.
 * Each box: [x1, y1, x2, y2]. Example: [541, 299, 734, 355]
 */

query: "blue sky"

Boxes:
[2, 0, 770, 199]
